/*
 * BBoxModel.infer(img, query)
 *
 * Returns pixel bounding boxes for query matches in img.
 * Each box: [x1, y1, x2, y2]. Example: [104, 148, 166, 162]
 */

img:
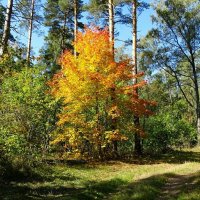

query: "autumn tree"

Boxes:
[132, 0, 141, 154]
[86, 0, 119, 155]
[49, 27, 153, 159]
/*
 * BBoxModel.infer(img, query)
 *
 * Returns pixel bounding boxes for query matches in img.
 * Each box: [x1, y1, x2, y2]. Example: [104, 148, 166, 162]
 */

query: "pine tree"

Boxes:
[0, 0, 13, 56]
[0, 4, 6, 39]
[132, 0, 142, 155]
[14, 0, 43, 64]
[41, 0, 83, 74]
[26, 0, 35, 65]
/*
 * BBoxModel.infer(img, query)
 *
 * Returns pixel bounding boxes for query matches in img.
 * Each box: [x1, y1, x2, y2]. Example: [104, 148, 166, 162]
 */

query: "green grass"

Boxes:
[0, 148, 200, 200]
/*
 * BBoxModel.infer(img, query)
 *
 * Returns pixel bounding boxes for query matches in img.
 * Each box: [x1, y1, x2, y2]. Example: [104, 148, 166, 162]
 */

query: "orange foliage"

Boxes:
[49, 27, 154, 157]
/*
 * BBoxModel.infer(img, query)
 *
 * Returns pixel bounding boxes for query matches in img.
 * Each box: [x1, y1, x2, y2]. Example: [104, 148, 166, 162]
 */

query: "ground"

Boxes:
[0, 148, 200, 200]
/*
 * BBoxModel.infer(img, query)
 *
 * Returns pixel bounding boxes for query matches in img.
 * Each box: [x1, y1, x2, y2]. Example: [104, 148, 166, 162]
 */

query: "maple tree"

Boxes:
[49, 27, 153, 158]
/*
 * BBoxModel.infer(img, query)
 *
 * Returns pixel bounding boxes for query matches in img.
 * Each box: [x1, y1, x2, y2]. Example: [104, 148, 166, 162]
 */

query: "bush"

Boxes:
[0, 66, 58, 176]
[143, 113, 197, 153]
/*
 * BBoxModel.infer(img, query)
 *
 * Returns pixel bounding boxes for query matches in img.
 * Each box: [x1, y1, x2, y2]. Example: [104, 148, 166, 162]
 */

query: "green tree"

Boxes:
[140, 70, 197, 152]
[141, 0, 200, 143]
[0, 66, 57, 166]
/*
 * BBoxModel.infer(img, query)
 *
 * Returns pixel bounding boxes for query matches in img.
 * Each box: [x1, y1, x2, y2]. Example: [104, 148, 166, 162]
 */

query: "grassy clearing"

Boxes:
[0, 148, 200, 200]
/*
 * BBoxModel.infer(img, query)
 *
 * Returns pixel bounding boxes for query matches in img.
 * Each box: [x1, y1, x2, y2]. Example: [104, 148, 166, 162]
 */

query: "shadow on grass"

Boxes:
[159, 172, 200, 200]
[154, 150, 200, 164]
[0, 177, 158, 200]
[120, 150, 200, 165]
[0, 171, 199, 200]
[0, 174, 174, 199]
[108, 171, 200, 200]
[0, 183, 84, 200]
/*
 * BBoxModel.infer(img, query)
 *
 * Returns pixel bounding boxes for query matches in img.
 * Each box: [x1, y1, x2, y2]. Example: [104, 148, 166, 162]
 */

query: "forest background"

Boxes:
[0, 0, 199, 181]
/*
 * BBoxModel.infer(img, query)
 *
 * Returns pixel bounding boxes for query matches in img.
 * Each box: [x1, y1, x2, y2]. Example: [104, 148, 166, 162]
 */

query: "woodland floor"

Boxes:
[0, 148, 200, 200]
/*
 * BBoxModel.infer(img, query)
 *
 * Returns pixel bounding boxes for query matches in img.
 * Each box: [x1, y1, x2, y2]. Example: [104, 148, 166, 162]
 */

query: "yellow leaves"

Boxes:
[76, 27, 111, 59]
[105, 130, 128, 142]
[50, 134, 66, 145]
[48, 26, 155, 157]
[108, 105, 121, 119]
[0, 54, 9, 65]
[49, 27, 118, 123]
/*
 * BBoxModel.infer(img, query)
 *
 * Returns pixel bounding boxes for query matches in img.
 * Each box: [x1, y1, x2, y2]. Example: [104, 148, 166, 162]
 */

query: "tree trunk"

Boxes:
[108, 0, 118, 157]
[74, 0, 78, 57]
[26, 0, 35, 65]
[108, 0, 114, 56]
[0, 0, 13, 56]
[197, 112, 200, 142]
[111, 87, 118, 157]
[132, 0, 142, 155]
[191, 60, 200, 144]
[95, 85, 102, 158]
[61, 11, 67, 53]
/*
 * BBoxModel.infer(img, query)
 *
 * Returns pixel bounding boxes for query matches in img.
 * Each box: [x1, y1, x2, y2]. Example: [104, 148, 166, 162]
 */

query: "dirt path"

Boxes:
[159, 172, 199, 200]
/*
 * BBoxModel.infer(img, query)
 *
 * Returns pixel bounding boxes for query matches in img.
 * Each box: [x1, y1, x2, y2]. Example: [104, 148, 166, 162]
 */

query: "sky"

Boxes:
[1, 0, 155, 57]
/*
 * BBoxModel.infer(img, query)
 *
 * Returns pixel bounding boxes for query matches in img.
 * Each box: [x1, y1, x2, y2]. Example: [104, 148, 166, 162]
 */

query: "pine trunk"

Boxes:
[108, 0, 118, 156]
[189, 51, 200, 144]
[26, 0, 35, 65]
[132, 0, 142, 155]
[197, 113, 200, 141]
[108, 0, 114, 56]
[193, 67, 200, 144]
[61, 12, 67, 53]
[0, 0, 13, 56]
[74, 0, 78, 56]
